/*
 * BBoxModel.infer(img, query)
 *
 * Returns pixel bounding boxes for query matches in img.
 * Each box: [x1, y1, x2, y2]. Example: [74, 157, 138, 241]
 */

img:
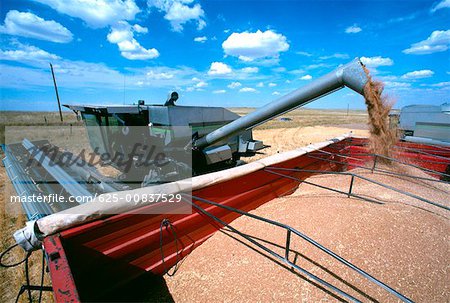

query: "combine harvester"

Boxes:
[2, 59, 449, 302]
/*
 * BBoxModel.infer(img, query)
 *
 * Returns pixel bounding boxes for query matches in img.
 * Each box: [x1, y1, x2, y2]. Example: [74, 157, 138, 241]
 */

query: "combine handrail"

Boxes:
[264, 167, 449, 211]
[350, 152, 450, 178]
[309, 149, 450, 184]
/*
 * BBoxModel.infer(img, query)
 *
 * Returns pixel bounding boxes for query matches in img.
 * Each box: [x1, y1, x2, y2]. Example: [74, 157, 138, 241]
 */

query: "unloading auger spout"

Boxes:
[194, 58, 368, 149]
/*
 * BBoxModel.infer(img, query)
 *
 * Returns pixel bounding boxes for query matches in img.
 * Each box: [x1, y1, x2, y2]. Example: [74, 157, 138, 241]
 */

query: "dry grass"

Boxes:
[0, 112, 81, 145]
[0, 149, 54, 303]
[0, 108, 369, 301]
[0, 111, 79, 302]
[231, 107, 368, 130]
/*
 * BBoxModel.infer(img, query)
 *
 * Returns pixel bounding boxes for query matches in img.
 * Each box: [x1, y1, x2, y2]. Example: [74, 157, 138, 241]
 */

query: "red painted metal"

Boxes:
[43, 138, 450, 301]
[347, 144, 450, 179]
[43, 235, 81, 302]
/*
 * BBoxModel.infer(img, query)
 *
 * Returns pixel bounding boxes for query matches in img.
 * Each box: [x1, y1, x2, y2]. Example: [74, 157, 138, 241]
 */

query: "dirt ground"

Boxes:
[249, 125, 368, 161]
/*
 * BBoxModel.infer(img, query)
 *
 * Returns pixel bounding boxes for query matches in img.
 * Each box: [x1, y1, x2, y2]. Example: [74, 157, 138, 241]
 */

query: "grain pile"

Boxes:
[363, 67, 398, 161]
[163, 165, 449, 302]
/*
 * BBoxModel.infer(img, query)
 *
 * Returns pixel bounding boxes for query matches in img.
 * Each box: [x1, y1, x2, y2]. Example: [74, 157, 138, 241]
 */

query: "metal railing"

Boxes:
[183, 194, 414, 303]
[264, 167, 449, 211]
[305, 149, 450, 182]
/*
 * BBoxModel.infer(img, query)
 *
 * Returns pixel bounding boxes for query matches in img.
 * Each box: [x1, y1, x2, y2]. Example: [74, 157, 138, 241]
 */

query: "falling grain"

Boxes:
[363, 67, 398, 162]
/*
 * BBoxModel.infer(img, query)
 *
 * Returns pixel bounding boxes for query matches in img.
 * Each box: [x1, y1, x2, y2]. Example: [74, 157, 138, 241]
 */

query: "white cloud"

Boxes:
[228, 81, 241, 89]
[213, 89, 226, 94]
[272, 91, 281, 95]
[208, 62, 232, 75]
[32, 0, 140, 28]
[0, 10, 73, 43]
[377, 75, 398, 81]
[388, 13, 418, 24]
[241, 67, 259, 73]
[194, 36, 207, 43]
[222, 30, 289, 62]
[148, 0, 206, 32]
[431, 0, 450, 13]
[289, 69, 305, 75]
[130, 66, 201, 88]
[430, 81, 450, 87]
[305, 63, 329, 70]
[239, 87, 257, 93]
[319, 53, 349, 60]
[0, 52, 124, 89]
[296, 51, 312, 57]
[133, 24, 148, 33]
[197, 19, 206, 30]
[194, 80, 208, 88]
[107, 21, 159, 60]
[360, 56, 394, 67]
[300, 75, 312, 80]
[0, 42, 199, 90]
[185, 78, 207, 91]
[401, 70, 434, 79]
[146, 70, 174, 79]
[345, 24, 362, 34]
[268, 82, 277, 87]
[0, 42, 61, 62]
[384, 81, 411, 88]
[403, 30, 450, 55]
[272, 67, 286, 72]
[256, 82, 264, 87]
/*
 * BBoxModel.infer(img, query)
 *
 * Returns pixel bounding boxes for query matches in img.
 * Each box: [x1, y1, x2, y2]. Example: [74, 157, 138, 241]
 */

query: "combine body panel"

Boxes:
[397, 103, 450, 146]
[66, 104, 262, 175]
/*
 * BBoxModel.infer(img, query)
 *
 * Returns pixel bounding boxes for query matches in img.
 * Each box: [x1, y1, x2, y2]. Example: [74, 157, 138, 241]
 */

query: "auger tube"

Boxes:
[195, 58, 368, 149]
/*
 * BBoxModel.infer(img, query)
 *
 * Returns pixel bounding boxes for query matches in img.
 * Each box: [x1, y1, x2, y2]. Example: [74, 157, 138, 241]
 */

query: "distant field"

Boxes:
[0, 108, 368, 144]
[0, 111, 81, 144]
[229, 107, 368, 130]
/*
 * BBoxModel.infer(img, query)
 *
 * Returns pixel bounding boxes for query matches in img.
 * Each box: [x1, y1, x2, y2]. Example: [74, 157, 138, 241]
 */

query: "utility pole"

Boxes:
[50, 63, 63, 122]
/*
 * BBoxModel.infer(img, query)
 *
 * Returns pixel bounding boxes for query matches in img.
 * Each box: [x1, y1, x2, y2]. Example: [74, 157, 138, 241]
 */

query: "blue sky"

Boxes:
[0, 0, 449, 111]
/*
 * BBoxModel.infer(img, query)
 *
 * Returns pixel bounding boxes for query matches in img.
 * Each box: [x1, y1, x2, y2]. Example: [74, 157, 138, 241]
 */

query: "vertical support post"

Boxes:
[50, 63, 63, 122]
[348, 175, 355, 198]
[285, 229, 291, 261]
[371, 155, 378, 173]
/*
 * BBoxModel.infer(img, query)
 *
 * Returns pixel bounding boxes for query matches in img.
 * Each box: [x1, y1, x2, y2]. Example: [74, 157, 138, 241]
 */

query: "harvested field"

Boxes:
[249, 125, 368, 161]
[164, 165, 449, 302]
